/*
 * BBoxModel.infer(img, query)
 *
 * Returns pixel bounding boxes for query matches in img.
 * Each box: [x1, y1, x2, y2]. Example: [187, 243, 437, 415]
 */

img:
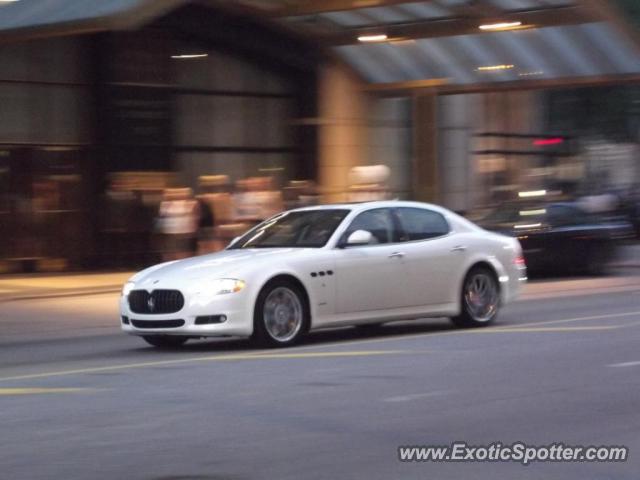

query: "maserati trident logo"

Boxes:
[147, 295, 155, 312]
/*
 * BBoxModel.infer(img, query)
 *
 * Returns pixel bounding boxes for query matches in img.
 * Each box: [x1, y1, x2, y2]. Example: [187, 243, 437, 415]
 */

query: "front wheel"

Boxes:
[451, 267, 499, 328]
[253, 280, 309, 347]
[142, 335, 189, 348]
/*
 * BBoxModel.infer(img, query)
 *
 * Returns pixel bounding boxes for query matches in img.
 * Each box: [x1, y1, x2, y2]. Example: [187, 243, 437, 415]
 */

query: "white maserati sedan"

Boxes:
[120, 201, 526, 348]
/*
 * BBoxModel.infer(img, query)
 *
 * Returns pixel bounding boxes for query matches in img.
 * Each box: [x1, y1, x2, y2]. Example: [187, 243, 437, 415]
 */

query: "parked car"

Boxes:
[478, 202, 633, 275]
[120, 201, 527, 348]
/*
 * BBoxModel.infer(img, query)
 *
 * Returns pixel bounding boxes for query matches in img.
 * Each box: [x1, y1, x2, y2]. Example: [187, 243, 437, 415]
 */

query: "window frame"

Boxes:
[336, 207, 403, 248]
[392, 206, 452, 243]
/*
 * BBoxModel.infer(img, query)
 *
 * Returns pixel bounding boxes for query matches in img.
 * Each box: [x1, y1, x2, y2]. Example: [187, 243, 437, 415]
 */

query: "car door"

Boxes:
[544, 204, 593, 267]
[393, 207, 466, 307]
[334, 208, 407, 314]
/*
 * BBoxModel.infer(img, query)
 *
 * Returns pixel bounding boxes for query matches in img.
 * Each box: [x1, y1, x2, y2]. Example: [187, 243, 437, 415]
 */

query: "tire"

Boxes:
[142, 335, 189, 349]
[253, 279, 309, 347]
[451, 266, 500, 328]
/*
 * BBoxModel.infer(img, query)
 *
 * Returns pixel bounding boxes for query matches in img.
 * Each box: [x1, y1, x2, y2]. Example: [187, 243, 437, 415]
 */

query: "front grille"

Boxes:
[128, 290, 185, 314]
[131, 319, 185, 329]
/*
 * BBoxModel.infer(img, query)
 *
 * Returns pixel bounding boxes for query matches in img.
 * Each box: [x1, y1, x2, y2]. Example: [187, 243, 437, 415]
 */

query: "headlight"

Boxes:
[197, 278, 246, 296]
[122, 281, 136, 297]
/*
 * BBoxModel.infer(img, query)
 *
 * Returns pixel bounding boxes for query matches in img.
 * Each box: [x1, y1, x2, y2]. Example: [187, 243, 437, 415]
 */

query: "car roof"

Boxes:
[291, 200, 450, 215]
[496, 201, 586, 211]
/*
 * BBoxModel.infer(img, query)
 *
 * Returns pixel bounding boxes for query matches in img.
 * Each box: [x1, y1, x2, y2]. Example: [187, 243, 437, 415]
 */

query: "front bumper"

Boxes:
[119, 289, 254, 338]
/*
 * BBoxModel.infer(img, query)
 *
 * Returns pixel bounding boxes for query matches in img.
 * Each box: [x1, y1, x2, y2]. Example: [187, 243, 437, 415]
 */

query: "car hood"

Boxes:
[129, 248, 308, 286]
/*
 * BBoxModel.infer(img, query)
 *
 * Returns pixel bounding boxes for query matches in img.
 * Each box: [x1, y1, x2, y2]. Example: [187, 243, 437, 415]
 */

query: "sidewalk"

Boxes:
[0, 272, 132, 302]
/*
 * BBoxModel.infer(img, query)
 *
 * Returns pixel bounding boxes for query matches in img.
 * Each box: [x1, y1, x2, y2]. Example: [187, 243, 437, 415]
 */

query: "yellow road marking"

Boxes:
[474, 325, 618, 333]
[234, 350, 405, 359]
[0, 388, 92, 396]
[2, 311, 639, 383]
[286, 310, 640, 352]
[498, 311, 640, 330]
[0, 350, 404, 383]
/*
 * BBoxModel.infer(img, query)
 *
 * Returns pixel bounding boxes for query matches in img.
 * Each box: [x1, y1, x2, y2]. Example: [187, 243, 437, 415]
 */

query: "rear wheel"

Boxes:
[142, 336, 189, 348]
[253, 279, 309, 347]
[451, 267, 499, 328]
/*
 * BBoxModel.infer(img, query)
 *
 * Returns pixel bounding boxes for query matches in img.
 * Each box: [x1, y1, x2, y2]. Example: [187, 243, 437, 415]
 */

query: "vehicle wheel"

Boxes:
[142, 336, 189, 348]
[253, 280, 309, 347]
[451, 267, 499, 328]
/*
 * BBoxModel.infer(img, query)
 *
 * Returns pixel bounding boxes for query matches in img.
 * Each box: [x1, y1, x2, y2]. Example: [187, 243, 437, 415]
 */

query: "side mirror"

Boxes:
[344, 229, 373, 247]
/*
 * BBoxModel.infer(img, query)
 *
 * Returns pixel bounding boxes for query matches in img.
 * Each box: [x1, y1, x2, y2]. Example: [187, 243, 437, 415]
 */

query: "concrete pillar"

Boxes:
[368, 98, 412, 198]
[435, 90, 544, 211]
[317, 64, 370, 203]
[437, 94, 475, 212]
[412, 91, 439, 202]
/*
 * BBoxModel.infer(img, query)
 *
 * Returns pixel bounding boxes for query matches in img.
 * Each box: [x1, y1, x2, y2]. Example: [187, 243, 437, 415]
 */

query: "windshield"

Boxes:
[228, 209, 350, 249]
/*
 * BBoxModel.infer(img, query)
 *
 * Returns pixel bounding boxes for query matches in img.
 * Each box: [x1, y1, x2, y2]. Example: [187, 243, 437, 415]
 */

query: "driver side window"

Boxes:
[547, 205, 589, 227]
[341, 208, 399, 245]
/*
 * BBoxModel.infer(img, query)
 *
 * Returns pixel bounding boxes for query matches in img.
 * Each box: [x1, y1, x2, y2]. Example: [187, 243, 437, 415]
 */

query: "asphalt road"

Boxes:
[1, 272, 640, 480]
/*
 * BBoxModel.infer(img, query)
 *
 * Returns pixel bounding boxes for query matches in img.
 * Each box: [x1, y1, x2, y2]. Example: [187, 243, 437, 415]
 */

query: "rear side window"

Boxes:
[395, 207, 449, 241]
[546, 204, 589, 227]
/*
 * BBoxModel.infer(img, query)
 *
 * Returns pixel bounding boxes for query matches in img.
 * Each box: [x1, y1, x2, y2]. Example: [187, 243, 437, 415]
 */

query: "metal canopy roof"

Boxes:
[0, 0, 639, 93]
[335, 22, 640, 86]
[0, 0, 188, 38]
[243, 0, 640, 93]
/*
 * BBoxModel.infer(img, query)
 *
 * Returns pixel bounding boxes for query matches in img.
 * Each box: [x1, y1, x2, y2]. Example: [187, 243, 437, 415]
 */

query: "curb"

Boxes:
[0, 286, 122, 303]
[608, 263, 640, 269]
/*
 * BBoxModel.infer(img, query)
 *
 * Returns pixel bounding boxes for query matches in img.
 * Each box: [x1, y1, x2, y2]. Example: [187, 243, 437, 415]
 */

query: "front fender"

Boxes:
[244, 269, 316, 335]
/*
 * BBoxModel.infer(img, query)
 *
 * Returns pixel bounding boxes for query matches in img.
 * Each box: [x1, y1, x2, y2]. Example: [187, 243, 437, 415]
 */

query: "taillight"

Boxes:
[514, 254, 526, 268]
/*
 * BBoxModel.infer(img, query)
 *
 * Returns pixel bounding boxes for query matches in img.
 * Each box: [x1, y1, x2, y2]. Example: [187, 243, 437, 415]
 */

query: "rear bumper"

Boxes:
[501, 265, 527, 305]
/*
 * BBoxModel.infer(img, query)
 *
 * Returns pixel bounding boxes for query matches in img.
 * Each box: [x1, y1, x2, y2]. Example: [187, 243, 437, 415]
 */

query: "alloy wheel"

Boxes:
[463, 272, 498, 322]
[263, 286, 304, 343]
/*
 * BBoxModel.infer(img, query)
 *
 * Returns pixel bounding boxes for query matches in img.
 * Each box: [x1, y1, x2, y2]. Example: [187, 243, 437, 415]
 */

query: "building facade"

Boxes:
[0, 4, 319, 271]
[1, 0, 639, 272]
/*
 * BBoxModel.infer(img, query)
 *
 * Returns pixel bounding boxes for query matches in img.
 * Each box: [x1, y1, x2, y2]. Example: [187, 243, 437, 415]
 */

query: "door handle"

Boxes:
[388, 252, 405, 259]
[451, 245, 467, 252]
